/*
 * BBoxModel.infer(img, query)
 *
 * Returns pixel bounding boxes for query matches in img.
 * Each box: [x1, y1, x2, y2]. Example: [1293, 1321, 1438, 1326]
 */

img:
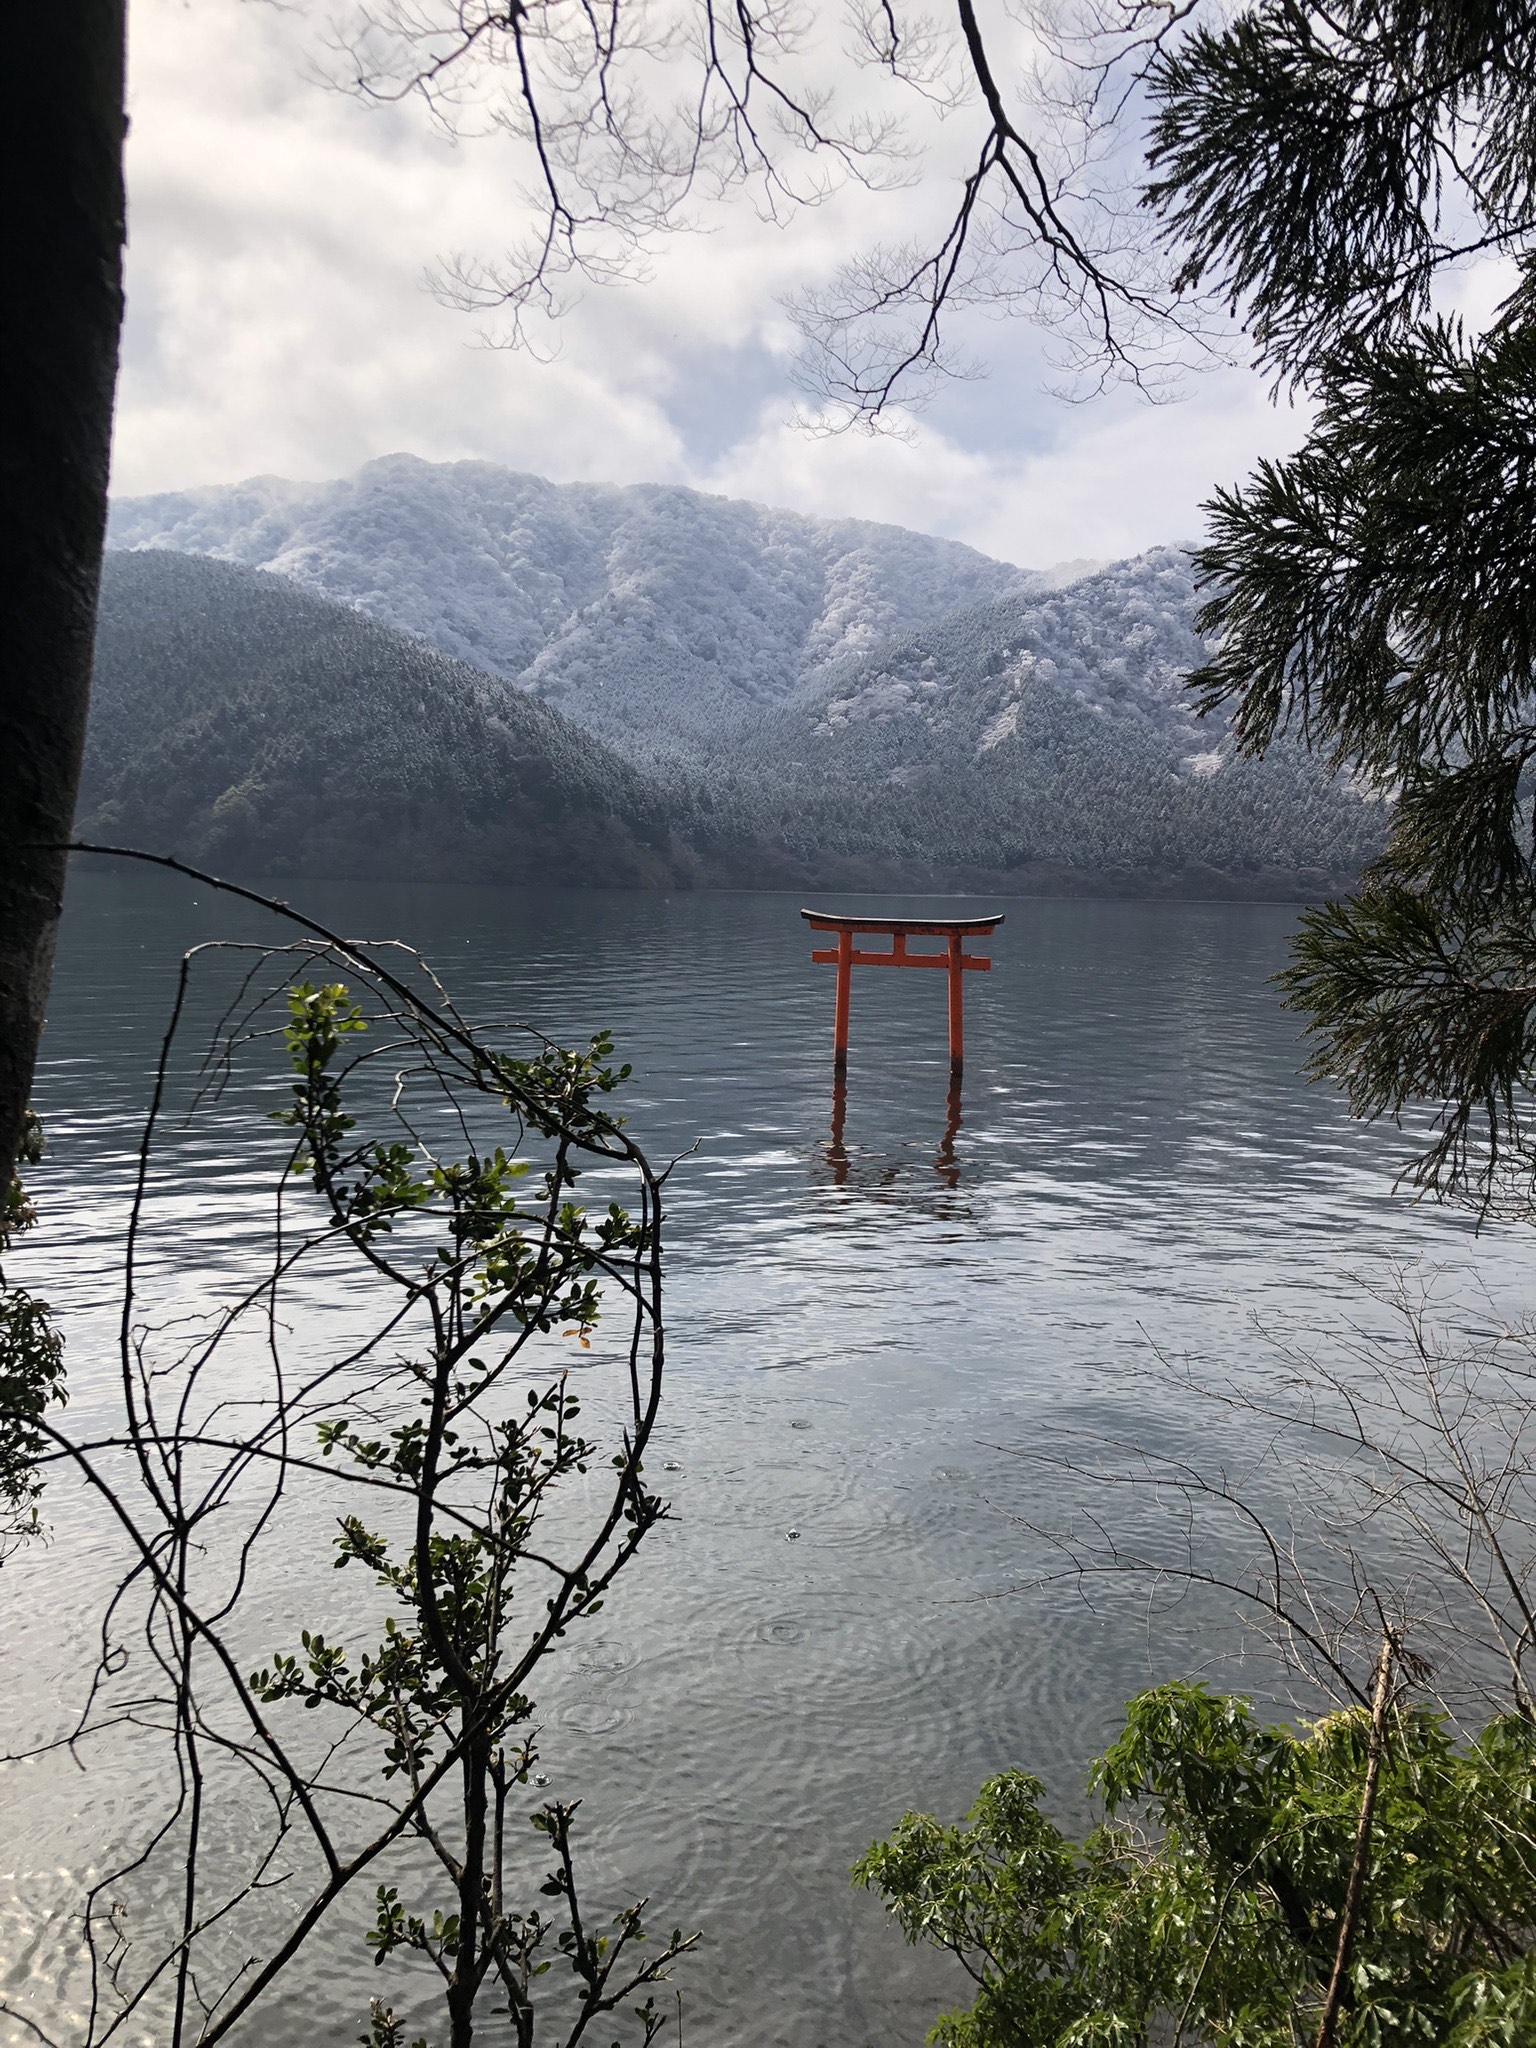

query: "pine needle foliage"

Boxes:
[1146, 4, 1536, 383]
[1144, 2, 1536, 1212]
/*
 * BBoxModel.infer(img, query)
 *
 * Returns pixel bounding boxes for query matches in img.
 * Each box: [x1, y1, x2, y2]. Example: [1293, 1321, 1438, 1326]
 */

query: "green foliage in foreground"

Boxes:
[247, 980, 692, 2047]
[857, 1683, 1536, 2048]
[0, 1110, 65, 1550]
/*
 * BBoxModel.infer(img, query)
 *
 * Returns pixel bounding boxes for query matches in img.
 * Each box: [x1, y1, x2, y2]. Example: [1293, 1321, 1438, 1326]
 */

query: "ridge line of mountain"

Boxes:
[89, 471, 1383, 899]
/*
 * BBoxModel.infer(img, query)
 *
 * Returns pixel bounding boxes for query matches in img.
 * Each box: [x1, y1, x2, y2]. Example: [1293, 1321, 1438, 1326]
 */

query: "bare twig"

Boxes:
[1315, 1631, 1396, 2048]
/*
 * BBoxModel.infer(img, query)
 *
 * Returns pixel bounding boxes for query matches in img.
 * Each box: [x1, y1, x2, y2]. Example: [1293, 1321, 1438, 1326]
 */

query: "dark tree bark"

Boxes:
[1, 3, 127, 1198]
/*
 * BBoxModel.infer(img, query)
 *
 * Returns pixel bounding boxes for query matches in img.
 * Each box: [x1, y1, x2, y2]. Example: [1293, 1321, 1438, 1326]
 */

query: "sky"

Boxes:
[114, 0, 1318, 570]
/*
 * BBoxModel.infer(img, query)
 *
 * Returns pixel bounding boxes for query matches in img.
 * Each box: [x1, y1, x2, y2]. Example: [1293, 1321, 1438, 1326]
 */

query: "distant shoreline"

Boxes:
[69, 844, 1353, 906]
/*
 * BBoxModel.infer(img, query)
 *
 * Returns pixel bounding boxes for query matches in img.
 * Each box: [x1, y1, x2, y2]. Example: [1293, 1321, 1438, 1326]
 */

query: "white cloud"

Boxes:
[1432, 253, 1524, 333]
[113, 0, 1307, 568]
[702, 373, 1309, 566]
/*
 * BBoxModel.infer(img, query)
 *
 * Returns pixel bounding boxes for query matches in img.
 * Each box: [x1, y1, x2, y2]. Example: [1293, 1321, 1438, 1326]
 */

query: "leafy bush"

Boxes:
[858, 1681, 1536, 2047]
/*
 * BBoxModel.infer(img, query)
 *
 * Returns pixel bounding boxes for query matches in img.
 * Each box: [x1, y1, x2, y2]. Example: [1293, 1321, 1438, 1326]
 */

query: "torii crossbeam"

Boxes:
[801, 909, 1004, 1074]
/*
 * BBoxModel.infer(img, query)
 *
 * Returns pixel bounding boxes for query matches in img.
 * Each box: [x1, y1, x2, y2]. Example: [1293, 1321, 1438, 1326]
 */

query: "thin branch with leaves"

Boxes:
[3, 852, 696, 2048]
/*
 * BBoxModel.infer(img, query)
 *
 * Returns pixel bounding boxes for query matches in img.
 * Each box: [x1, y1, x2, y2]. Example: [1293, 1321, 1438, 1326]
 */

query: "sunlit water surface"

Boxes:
[7, 872, 1536, 2048]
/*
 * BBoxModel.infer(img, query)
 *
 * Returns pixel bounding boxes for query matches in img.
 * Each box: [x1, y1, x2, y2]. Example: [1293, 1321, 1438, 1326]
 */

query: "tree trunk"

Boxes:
[449, 1729, 491, 2047]
[0, 2, 127, 1197]
[1315, 1634, 1397, 2048]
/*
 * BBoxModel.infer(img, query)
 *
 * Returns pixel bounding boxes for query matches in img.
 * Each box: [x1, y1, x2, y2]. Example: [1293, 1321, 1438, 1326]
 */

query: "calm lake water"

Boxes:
[8, 870, 1536, 2048]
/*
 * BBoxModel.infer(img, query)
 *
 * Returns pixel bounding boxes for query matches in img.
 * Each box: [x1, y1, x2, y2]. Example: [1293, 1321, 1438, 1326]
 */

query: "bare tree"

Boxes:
[1007, 1264, 1536, 1730]
[3, 854, 693, 2048]
[330, 1, 1212, 418]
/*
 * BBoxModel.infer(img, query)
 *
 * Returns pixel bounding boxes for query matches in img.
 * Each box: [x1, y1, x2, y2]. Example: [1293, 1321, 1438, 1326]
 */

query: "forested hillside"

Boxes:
[97, 472, 1385, 897]
[107, 456, 1031, 756]
[706, 551, 1384, 893]
[83, 551, 694, 885]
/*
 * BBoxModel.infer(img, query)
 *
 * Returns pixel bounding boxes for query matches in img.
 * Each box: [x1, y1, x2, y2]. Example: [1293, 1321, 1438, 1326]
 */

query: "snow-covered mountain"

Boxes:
[100, 460, 1384, 894]
[782, 548, 1210, 746]
[107, 456, 1032, 756]
[709, 550, 1384, 889]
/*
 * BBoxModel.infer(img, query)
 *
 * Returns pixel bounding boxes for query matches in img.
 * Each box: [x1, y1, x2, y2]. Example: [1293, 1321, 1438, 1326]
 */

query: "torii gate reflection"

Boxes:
[824, 1072, 966, 1189]
[802, 908, 1003, 1187]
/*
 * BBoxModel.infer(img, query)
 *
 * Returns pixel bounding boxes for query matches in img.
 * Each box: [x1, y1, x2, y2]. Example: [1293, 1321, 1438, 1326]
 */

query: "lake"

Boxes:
[6, 869, 1534, 2048]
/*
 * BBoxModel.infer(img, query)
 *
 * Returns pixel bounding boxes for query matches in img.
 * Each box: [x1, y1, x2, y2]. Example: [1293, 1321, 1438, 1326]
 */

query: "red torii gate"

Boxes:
[801, 909, 1004, 1074]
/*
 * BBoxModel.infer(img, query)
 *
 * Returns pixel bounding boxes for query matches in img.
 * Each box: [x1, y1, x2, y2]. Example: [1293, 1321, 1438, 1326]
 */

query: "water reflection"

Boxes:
[826, 1073, 849, 1183]
[937, 1074, 964, 1188]
[822, 1070, 967, 1194]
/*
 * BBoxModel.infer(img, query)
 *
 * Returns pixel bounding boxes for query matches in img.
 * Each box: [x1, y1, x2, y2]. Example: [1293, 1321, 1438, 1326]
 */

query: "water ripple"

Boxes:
[6, 875, 1535, 2048]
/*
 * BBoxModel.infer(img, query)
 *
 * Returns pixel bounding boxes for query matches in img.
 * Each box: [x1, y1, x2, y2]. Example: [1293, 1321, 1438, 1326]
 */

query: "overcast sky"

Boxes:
[115, 0, 1320, 568]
